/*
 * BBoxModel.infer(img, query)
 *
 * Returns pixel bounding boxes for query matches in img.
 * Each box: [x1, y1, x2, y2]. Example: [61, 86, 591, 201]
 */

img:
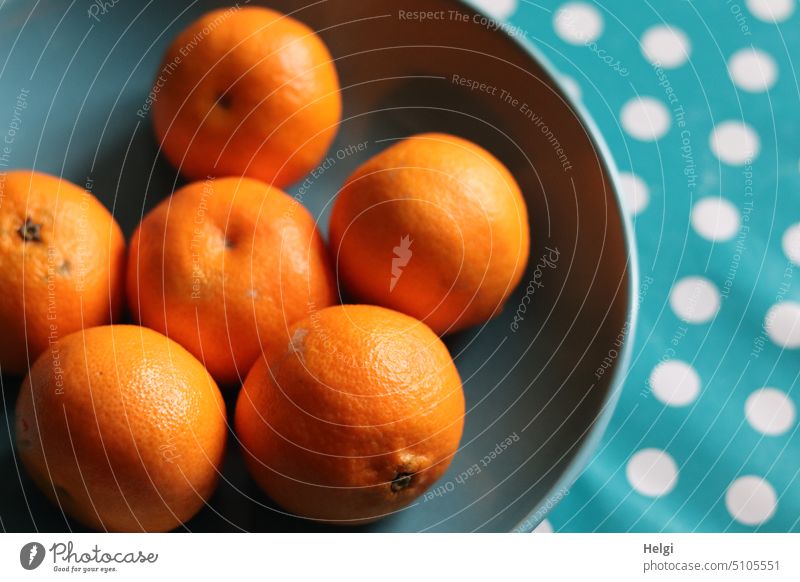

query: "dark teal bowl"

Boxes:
[0, 0, 637, 532]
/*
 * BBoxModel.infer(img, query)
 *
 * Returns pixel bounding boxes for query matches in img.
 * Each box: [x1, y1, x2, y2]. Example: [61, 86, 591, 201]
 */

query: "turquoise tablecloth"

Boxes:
[474, 0, 800, 532]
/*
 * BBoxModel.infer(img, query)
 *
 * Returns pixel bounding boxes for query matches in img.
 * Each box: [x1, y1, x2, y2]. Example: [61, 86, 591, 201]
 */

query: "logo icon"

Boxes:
[20, 542, 45, 570]
[390, 235, 413, 292]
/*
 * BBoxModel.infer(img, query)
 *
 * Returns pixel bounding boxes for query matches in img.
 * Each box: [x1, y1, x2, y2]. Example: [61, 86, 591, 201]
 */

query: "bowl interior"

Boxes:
[0, 0, 631, 532]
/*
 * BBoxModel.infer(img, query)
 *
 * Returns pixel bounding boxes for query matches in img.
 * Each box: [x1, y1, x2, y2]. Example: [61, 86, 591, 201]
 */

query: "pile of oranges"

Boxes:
[7, 7, 530, 531]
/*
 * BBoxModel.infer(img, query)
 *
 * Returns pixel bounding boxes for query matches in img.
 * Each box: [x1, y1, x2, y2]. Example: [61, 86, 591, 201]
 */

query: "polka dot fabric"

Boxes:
[502, 0, 800, 532]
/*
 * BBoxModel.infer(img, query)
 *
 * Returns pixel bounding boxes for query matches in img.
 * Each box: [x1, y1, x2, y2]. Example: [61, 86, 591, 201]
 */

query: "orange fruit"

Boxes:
[152, 6, 342, 188]
[15, 325, 227, 532]
[329, 133, 530, 335]
[0, 170, 125, 376]
[235, 304, 465, 524]
[127, 176, 337, 386]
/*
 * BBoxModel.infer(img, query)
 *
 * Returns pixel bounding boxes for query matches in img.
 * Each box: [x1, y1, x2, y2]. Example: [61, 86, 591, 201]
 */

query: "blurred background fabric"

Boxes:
[467, 0, 800, 532]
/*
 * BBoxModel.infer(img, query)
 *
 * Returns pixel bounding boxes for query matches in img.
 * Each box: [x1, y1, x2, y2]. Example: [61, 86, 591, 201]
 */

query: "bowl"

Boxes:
[0, 0, 637, 532]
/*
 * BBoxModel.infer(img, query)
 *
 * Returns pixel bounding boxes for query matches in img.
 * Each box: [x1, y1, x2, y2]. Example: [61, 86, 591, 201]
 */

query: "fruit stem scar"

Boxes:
[390, 472, 414, 493]
[17, 217, 42, 242]
[217, 92, 232, 110]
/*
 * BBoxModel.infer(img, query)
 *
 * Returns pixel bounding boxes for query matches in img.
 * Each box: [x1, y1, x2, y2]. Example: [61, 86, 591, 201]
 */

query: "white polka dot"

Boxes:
[554, 2, 604, 45]
[710, 121, 761, 165]
[691, 198, 741, 242]
[747, 0, 795, 22]
[649, 360, 701, 407]
[765, 301, 800, 348]
[726, 476, 777, 525]
[641, 25, 691, 68]
[560, 75, 582, 101]
[618, 172, 650, 215]
[470, 0, 518, 20]
[533, 519, 554, 533]
[621, 97, 671, 141]
[782, 223, 800, 265]
[746, 387, 796, 435]
[627, 449, 678, 497]
[729, 48, 778, 92]
[670, 277, 721, 324]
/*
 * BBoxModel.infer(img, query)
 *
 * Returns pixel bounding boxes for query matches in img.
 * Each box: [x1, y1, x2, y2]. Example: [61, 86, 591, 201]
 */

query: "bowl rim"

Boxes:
[0, 0, 640, 533]
[456, 0, 641, 533]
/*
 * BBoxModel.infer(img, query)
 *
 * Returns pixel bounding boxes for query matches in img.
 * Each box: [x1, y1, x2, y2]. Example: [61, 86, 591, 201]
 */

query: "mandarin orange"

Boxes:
[15, 325, 227, 532]
[329, 133, 530, 335]
[0, 170, 125, 376]
[235, 304, 465, 524]
[152, 6, 341, 187]
[127, 176, 336, 386]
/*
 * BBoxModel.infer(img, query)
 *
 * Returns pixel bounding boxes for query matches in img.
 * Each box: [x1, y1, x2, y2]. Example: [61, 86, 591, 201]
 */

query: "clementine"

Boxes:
[15, 325, 227, 532]
[0, 170, 125, 376]
[235, 304, 465, 524]
[127, 176, 336, 386]
[152, 6, 341, 187]
[329, 133, 530, 335]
